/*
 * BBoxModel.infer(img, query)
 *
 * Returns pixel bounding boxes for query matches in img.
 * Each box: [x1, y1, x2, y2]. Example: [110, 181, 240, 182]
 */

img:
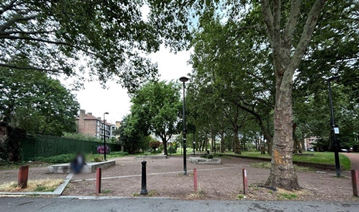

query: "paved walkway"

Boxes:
[342, 153, 359, 171]
[1, 197, 359, 212]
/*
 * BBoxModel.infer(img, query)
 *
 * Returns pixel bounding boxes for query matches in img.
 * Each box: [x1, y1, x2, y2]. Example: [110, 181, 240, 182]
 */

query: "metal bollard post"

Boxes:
[351, 170, 359, 197]
[140, 161, 148, 195]
[96, 167, 101, 194]
[242, 168, 248, 195]
[194, 168, 198, 193]
[18, 165, 29, 188]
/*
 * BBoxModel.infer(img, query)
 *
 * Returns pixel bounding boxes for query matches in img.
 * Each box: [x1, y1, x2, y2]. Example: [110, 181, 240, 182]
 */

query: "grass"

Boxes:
[250, 162, 314, 171]
[0, 179, 63, 192]
[0, 161, 50, 170]
[237, 194, 244, 199]
[102, 189, 111, 194]
[224, 151, 351, 170]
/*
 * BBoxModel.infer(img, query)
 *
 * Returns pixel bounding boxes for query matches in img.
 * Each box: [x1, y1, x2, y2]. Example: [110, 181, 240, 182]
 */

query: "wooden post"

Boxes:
[96, 167, 101, 194]
[242, 168, 248, 195]
[351, 170, 359, 197]
[18, 165, 29, 188]
[194, 168, 198, 193]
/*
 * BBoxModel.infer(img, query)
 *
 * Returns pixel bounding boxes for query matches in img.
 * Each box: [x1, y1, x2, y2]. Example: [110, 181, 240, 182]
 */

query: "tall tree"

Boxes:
[0, 68, 79, 136]
[130, 81, 181, 155]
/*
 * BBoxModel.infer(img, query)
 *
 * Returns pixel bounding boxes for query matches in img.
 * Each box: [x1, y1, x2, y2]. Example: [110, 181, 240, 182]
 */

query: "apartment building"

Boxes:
[76, 109, 116, 140]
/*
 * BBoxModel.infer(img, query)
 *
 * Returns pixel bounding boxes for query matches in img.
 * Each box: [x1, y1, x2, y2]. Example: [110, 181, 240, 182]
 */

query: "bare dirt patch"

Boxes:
[61, 155, 359, 201]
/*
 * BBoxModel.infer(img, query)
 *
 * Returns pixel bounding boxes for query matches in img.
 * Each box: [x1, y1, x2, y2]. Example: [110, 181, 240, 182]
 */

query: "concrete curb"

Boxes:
[0, 173, 73, 196]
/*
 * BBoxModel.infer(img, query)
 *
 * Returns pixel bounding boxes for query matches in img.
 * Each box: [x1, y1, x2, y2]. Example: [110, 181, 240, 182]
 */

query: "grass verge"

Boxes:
[0, 179, 63, 192]
[224, 151, 351, 170]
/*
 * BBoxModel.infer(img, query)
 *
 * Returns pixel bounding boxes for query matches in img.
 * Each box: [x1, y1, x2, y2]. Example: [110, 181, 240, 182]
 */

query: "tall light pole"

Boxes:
[103, 112, 109, 161]
[327, 76, 340, 177]
[180, 76, 189, 175]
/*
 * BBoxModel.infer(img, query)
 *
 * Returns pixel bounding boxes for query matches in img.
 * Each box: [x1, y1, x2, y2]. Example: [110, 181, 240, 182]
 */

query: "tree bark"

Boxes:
[220, 132, 225, 153]
[261, 0, 327, 190]
[233, 126, 241, 154]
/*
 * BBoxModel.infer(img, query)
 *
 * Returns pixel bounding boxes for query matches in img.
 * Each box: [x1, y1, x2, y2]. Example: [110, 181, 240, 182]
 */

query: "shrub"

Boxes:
[34, 154, 75, 163]
[201, 154, 214, 159]
[168, 146, 176, 155]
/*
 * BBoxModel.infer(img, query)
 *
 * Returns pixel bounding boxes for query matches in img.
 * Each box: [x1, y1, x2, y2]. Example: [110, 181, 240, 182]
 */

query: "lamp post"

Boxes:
[193, 141, 195, 156]
[179, 76, 189, 175]
[103, 112, 109, 161]
[327, 76, 340, 177]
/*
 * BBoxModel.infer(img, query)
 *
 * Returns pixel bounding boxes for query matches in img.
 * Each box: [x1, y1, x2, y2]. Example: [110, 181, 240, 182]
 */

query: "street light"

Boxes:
[179, 76, 189, 175]
[327, 76, 340, 177]
[103, 112, 109, 161]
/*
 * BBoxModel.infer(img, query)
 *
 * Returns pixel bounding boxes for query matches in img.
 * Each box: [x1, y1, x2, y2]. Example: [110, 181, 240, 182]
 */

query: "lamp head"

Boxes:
[179, 76, 189, 83]
[104, 112, 109, 115]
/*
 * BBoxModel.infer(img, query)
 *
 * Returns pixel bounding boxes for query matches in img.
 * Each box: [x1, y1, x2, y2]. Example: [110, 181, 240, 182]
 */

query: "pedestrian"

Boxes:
[70, 153, 86, 174]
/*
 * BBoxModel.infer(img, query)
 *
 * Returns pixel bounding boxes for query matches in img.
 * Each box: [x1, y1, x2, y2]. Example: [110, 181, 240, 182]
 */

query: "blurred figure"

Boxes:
[70, 153, 86, 174]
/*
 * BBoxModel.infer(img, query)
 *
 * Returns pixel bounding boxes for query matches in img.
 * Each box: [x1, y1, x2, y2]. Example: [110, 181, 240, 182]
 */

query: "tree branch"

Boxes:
[261, 0, 275, 45]
[0, 14, 37, 32]
[289, 0, 327, 74]
[284, 0, 302, 47]
[0, 63, 63, 74]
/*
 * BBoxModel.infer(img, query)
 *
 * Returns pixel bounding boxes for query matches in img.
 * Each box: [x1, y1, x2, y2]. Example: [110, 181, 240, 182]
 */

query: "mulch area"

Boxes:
[60, 155, 358, 201]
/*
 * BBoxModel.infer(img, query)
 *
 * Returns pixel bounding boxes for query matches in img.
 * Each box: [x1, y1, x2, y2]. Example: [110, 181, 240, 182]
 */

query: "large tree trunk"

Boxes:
[265, 73, 300, 190]
[162, 137, 168, 155]
[233, 126, 241, 154]
[220, 132, 225, 153]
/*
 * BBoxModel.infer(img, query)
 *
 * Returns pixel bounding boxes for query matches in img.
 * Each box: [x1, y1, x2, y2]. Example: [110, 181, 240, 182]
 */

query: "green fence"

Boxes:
[21, 135, 121, 160]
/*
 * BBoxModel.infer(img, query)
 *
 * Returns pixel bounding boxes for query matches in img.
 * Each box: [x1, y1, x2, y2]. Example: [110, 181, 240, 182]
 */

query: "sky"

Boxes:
[64, 46, 192, 124]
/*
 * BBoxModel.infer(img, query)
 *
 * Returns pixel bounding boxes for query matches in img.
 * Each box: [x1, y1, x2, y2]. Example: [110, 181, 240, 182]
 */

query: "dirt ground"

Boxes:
[58, 155, 359, 201]
[0, 162, 67, 185]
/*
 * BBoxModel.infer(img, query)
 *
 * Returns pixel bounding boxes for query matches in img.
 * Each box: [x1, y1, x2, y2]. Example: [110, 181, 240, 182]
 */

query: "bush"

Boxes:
[201, 154, 214, 159]
[34, 154, 75, 163]
[168, 146, 176, 155]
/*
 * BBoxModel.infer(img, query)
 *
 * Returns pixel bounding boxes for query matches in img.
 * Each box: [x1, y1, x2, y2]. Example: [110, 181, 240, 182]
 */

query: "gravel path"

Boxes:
[342, 153, 359, 171]
[61, 155, 357, 201]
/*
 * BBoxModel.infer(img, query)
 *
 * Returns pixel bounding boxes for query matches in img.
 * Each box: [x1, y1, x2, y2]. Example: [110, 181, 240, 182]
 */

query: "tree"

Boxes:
[0, 68, 79, 136]
[149, 140, 161, 153]
[118, 115, 149, 154]
[0, 0, 171, 91]
[148, 0, 359, 190]
[130, 81, 181, 155]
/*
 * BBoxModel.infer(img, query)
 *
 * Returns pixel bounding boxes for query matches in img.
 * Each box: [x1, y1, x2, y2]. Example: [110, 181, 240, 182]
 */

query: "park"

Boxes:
[0, 0, 359, 211]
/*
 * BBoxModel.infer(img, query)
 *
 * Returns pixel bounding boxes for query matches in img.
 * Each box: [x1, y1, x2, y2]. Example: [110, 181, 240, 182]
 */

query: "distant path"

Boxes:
[342, 153, 359, 171]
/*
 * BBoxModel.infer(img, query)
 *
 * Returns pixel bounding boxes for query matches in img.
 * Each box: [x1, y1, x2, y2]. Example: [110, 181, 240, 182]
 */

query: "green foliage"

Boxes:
[0, 69, 79, 136]
[167, 146, 177, 155]
[63, 133, 103, 143]
[0, 0, 169, 91]
[201, 154, 214, 159]
[127, 81, 181, 155]
[34, 154, 75, 163]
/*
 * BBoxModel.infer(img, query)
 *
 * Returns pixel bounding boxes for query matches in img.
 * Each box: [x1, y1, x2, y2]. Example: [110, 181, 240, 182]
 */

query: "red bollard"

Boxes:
[96, 167, 102, 194]
[351, 170, 359, 197]
[194, 168, 198, 193]
[18, 165, 29, 188]
[242, 168, 248, 195]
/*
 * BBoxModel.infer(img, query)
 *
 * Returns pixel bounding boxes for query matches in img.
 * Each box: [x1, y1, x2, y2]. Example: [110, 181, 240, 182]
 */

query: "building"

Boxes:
[304, 136, 319, 151]
[76, 109, 117, 140]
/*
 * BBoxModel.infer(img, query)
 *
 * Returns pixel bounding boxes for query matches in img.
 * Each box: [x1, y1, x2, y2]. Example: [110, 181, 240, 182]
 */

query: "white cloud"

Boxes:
[63, 45, 192, 123]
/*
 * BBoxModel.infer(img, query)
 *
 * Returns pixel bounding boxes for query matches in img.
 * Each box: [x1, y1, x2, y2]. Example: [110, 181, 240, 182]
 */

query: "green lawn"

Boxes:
[223, 151, 351, 170]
